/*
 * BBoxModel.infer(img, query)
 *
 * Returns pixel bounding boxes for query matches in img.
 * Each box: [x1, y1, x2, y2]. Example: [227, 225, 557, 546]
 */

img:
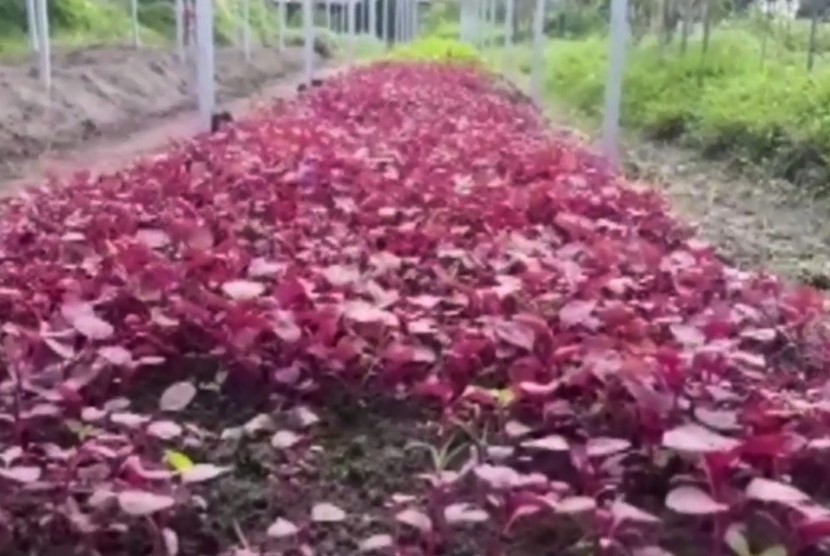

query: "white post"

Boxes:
[279, 0, 286, 49]
[242, 0, 251, 61]
[530, 0, 545, 105]
[410, 0, 415, 41]
[35, 0, 50, 92]
[400, 0, 406, 41]
[175, 0, 185, 61]
[303, 0, 314, 84]
[348, 0, 357, 58]
[413, 0, 418, 39]
[395, 0, 402, 42]
[459, 0, 469, 43]
[369, 0, 377, 38]
[490, 0, 497, 46]
[383, 0, 390, 44]
[406, 0, 412, 41]
[360, 0, 366, 35]
[131, 0, 142, 48]
[472, 0, 481, 46]
[482, 0, 489, 47]
[483, 0, 491, 46]
[504, 0, 513, 47]
[196, 0, 216, 132]
[326, 0, 332, 30]
[26, 0, 39, 52]
[601, 0, 629, 163]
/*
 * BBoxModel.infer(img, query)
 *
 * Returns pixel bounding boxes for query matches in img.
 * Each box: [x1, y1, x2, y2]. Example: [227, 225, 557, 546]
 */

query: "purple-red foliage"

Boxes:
[1, 63, 830, 554]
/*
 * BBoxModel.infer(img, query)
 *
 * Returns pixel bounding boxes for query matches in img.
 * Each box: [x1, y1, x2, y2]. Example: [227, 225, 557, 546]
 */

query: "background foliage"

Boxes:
[0, 0, 281, 54]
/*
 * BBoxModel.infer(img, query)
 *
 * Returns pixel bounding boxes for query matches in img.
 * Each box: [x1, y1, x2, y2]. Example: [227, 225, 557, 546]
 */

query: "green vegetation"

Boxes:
[393, 1, 830, 189]
[0, 0, 282, 57]
[8, 0, 830, 188]
[389, 36, 485, 66]
[547, 25, 830, 186]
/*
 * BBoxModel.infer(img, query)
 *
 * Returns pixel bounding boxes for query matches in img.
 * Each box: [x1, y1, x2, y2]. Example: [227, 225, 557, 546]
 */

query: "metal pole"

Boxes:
[410, 0, 415, 41]
[459, 0, 468, 43]
[482, 0, 489, 47]
[334, 1, 340, 33]
[303, 0, 314, 84]
[601, 0, 629, 163]
[279, 0, 286, 49]
[383, 0, 390, 45]
[131, 0, 142, 48]
[242, 0, 251, 62]
[196, 0, 216, 132]
[175, 0, 185, 61]
[401, 0, 407, 42]
[504, 0, 513, 47]
[473, 0, 482, 46]
[326, 0, 332, 31]
[407, 0, 413, 41]
[35, 0, 50, 92]
[413, 0, 419, 39]
[26, 0, 39, 52]
[490, 0, 497, 46]
[349, 0, 357, 58]
[530, 0, 545, 105]
[370, 0, 377, 38]
[395, 0, 402, 43]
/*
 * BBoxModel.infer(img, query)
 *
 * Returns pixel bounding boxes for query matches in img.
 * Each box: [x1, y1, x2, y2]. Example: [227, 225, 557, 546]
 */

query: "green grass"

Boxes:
[0, 0, 284, 58]
[388, 36, 485, 66]
[546, 25, 830, 188]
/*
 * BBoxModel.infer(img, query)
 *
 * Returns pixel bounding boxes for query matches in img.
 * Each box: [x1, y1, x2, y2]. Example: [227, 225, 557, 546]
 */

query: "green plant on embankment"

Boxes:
[388, 37, 486, 66]
[546, 25, 830, 189]
[0, 0, 282, 58]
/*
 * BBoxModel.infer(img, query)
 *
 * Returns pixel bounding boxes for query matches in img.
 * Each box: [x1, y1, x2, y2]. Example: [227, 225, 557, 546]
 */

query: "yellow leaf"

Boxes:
[483, 387, 515, 408]
[164, 450, 194, 473]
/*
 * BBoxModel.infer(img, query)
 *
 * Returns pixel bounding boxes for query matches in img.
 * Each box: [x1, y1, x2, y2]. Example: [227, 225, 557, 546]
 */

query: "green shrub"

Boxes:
[389, 37, 485, 67]
[0, 0, 282, 52]
[547, 26, 830, 183]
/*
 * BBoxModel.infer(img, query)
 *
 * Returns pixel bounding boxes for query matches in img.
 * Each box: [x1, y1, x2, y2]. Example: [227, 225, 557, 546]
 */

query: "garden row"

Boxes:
[548, 28, 830, 189]
[2, 62, 830, 555]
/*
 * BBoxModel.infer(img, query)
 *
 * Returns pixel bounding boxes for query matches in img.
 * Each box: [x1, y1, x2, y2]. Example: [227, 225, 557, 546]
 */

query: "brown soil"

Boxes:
[0, 44, 323, 188]
[622, 141, 830, 287]
[545, 105, 830, 287]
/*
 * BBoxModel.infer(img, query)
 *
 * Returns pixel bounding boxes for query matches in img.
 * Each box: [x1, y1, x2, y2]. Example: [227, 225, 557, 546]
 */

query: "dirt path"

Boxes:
[1, 48, 342, 195]
[621, 140, 830, 285]
[538, 91, 830, 286]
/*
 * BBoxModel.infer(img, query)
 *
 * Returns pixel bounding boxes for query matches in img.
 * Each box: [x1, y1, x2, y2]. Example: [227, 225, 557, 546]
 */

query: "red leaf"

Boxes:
[272, 310, 302, 343]
[159, 381, 197, 412]
[662, 424, 740, 454]
[559, 300, 599, 329]
[494, 319, 536, 351]
[118, 491, 175, 516]
[343, 300, 399, 327]
[222, 280, 265, 300]
[665, 486, 728, 515]
[75, 314, 115, 340]
[746, 478, 810, 507]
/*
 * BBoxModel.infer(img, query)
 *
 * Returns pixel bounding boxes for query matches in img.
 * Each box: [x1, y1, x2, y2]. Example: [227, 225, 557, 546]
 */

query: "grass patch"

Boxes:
[546, 25, 830, 190]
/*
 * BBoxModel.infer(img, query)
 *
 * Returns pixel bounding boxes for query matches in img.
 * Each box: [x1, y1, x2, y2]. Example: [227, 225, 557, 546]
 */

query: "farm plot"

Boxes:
[1, 63, 830, 556]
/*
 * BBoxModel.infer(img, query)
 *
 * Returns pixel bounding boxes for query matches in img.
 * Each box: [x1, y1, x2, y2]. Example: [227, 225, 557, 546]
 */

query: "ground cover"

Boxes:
[1, 62, 830, 556]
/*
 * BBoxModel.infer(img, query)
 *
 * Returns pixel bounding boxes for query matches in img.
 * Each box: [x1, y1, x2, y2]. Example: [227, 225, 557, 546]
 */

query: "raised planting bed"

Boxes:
[1, 63, 830, 556]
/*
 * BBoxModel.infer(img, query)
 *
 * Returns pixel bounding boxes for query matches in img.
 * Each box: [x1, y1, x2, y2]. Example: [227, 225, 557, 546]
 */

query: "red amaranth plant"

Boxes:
[1, 62, 830, 554]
